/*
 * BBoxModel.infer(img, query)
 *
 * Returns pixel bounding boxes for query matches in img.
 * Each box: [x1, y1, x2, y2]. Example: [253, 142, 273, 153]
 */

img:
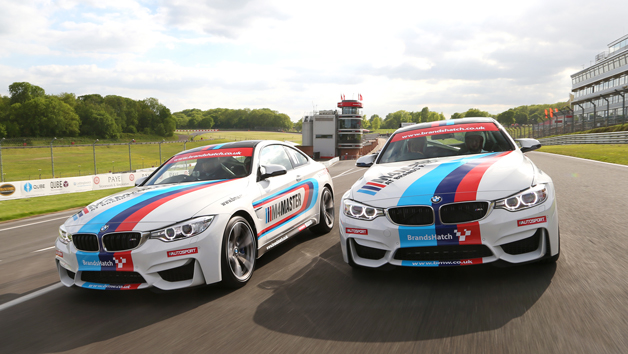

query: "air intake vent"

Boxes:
[501, 231, 542, 255]
[103, 233, 142, 251]
[394, 245, 493, 261]
[73, 234, 99, 252]
[387, 206, 434, 225]
[81, 271, 146, 284]
[440, 202, 489, 224]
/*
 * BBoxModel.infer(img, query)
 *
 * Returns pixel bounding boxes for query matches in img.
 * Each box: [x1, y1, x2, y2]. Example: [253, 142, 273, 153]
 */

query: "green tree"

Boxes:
[497, 110, 515, 126]
[362, 115, 370, 129]
[75, 103, 120, 139]
[382, 110, 411, 129]
[461, 108, 491, 117]
[11, 96, 80, 137]
[514, 111, 529, 125]
[9, 82, 46, 105]
[293, 118, 303, 132]
[370, 115, 382, 130]
[420, 107, 430, 122]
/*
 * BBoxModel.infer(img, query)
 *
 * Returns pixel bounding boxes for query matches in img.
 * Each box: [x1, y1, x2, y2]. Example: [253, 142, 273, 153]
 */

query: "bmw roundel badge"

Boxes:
[431, 195, 442, 204]
[100, 224, 109, 232]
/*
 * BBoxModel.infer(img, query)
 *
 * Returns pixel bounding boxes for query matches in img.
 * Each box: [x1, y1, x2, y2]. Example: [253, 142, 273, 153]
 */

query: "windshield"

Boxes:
[378, 122, 514, 164]
[145, 147, 253, 185]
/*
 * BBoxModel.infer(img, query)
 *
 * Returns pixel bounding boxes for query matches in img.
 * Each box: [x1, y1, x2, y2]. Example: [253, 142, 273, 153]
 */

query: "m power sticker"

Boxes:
[517, 216, 547, 227]
[253, 179, 318, 238]
[266, 194, 302, 223]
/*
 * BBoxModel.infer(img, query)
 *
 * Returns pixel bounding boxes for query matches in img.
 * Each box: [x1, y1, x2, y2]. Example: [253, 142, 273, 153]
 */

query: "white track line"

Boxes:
[333, 168, 365, 179]
[331, 168, 355, 178]
[0, 283, 64, 312]
[0, 215, 71, 232]
[33, 246, 55, 253]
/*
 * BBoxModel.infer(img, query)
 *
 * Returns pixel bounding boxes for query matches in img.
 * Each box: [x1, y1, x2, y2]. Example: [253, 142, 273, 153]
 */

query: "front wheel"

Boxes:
[311, 187, 334, 234]
[221, 216, 257, 288]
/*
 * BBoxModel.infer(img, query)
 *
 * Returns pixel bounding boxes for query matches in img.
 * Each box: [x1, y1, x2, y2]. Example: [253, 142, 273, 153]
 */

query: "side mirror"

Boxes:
[356, 153, 377, 168]
[135, 176, 147, 186]
[259, 164, 287, 180]
[515, 138, 542, 153]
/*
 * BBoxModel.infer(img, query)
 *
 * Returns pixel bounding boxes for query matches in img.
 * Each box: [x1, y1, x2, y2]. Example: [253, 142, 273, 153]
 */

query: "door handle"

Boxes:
[296, 175, 302, 182]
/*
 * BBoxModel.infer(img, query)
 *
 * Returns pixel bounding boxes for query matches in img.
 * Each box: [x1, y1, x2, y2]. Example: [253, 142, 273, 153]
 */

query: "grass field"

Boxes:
[538, 144, 628, 166]
[195, 131, 301, 144]
[0, 187, 131, 222]
[0, 139, 232, 181]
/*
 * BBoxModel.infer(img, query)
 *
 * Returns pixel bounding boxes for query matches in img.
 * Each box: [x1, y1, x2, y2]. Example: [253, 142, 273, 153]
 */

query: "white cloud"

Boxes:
[0, 0, 627, 120]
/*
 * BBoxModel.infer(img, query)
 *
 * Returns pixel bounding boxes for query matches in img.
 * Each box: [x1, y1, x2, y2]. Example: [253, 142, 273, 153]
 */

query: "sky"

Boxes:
[1, 0, 627, 121]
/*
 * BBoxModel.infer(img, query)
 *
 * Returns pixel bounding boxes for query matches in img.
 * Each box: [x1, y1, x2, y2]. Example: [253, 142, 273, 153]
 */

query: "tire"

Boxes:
[311, 187, 334, 235]
[220, 216, 257, 288]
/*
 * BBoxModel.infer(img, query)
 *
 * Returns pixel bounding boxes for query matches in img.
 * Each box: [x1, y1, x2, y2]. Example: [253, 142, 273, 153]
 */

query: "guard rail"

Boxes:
[539, 131, 628, 145]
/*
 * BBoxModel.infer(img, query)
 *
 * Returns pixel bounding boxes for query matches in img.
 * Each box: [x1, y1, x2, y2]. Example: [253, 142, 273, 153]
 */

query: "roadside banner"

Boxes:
[0, 182, 21, 201]
[2, 169, 157, 200]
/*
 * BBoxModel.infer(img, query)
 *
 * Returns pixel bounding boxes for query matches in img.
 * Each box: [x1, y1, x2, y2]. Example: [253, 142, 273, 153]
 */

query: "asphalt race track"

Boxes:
[1, 154, 628, 353]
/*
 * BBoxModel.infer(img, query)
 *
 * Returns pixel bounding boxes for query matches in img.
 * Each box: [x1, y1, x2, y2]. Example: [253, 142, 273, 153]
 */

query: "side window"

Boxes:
[260, 145, 293, 171]
[285, 147, 309, 168]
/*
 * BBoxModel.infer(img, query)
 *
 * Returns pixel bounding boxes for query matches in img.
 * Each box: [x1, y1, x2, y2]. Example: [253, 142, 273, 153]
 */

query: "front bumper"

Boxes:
[55, 215, 230, 290]
[339, 198, 559, 268]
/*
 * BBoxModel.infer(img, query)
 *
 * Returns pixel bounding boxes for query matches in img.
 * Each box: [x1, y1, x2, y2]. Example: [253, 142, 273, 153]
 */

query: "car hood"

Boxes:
[63, 178, 249, 234]
[349, 151, 534, 207]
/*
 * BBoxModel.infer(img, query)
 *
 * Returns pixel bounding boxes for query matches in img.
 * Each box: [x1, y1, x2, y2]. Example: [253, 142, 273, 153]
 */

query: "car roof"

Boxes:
[395, 117, 499, 134]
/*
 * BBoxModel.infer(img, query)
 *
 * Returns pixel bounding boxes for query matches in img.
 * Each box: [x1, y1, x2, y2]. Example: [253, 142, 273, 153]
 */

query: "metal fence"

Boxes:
[507, 115, 628, 139]
[538, 131, 628, 145]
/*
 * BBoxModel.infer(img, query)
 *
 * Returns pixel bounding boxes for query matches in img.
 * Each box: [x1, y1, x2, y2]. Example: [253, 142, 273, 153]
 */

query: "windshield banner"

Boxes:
[169, 148, 254, 164]
[392, 123, 499, 142]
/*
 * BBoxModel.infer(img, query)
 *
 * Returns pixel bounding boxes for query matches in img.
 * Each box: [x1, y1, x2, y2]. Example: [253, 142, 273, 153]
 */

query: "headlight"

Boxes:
[58, 225, 72, 244]
[495, 184, 548, 212]
[343, 199, 384, 221]
[150, 216, 214, 242]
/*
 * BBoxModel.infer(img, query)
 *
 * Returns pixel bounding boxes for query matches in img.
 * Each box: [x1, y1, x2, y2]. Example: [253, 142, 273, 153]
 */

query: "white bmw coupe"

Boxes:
[340, 118, 559, 269]
[55, 140, 335, 290]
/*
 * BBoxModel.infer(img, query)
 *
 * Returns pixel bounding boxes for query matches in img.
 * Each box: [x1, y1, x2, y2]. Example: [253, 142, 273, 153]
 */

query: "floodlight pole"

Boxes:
[0, 138, 5, 182]
[128, 139, 135, 172]
[50, 137, 57, 178]
[93, 139, 99, 175]
[159, 139, 165, 164]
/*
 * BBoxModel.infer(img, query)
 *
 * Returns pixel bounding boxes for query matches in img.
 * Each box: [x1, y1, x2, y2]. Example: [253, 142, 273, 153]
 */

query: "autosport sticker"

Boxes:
[346, 228, 368, 235]
[401, 258, 483, 267]
[76, 250, 134, 272]
[167, 247, 198, 257]
[517, 216, 547, 227]
[357, 162, 424, 195]
[392, 123, 499, 142]
[169, 148, 254, 164]
[253, 179, 319, 238]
